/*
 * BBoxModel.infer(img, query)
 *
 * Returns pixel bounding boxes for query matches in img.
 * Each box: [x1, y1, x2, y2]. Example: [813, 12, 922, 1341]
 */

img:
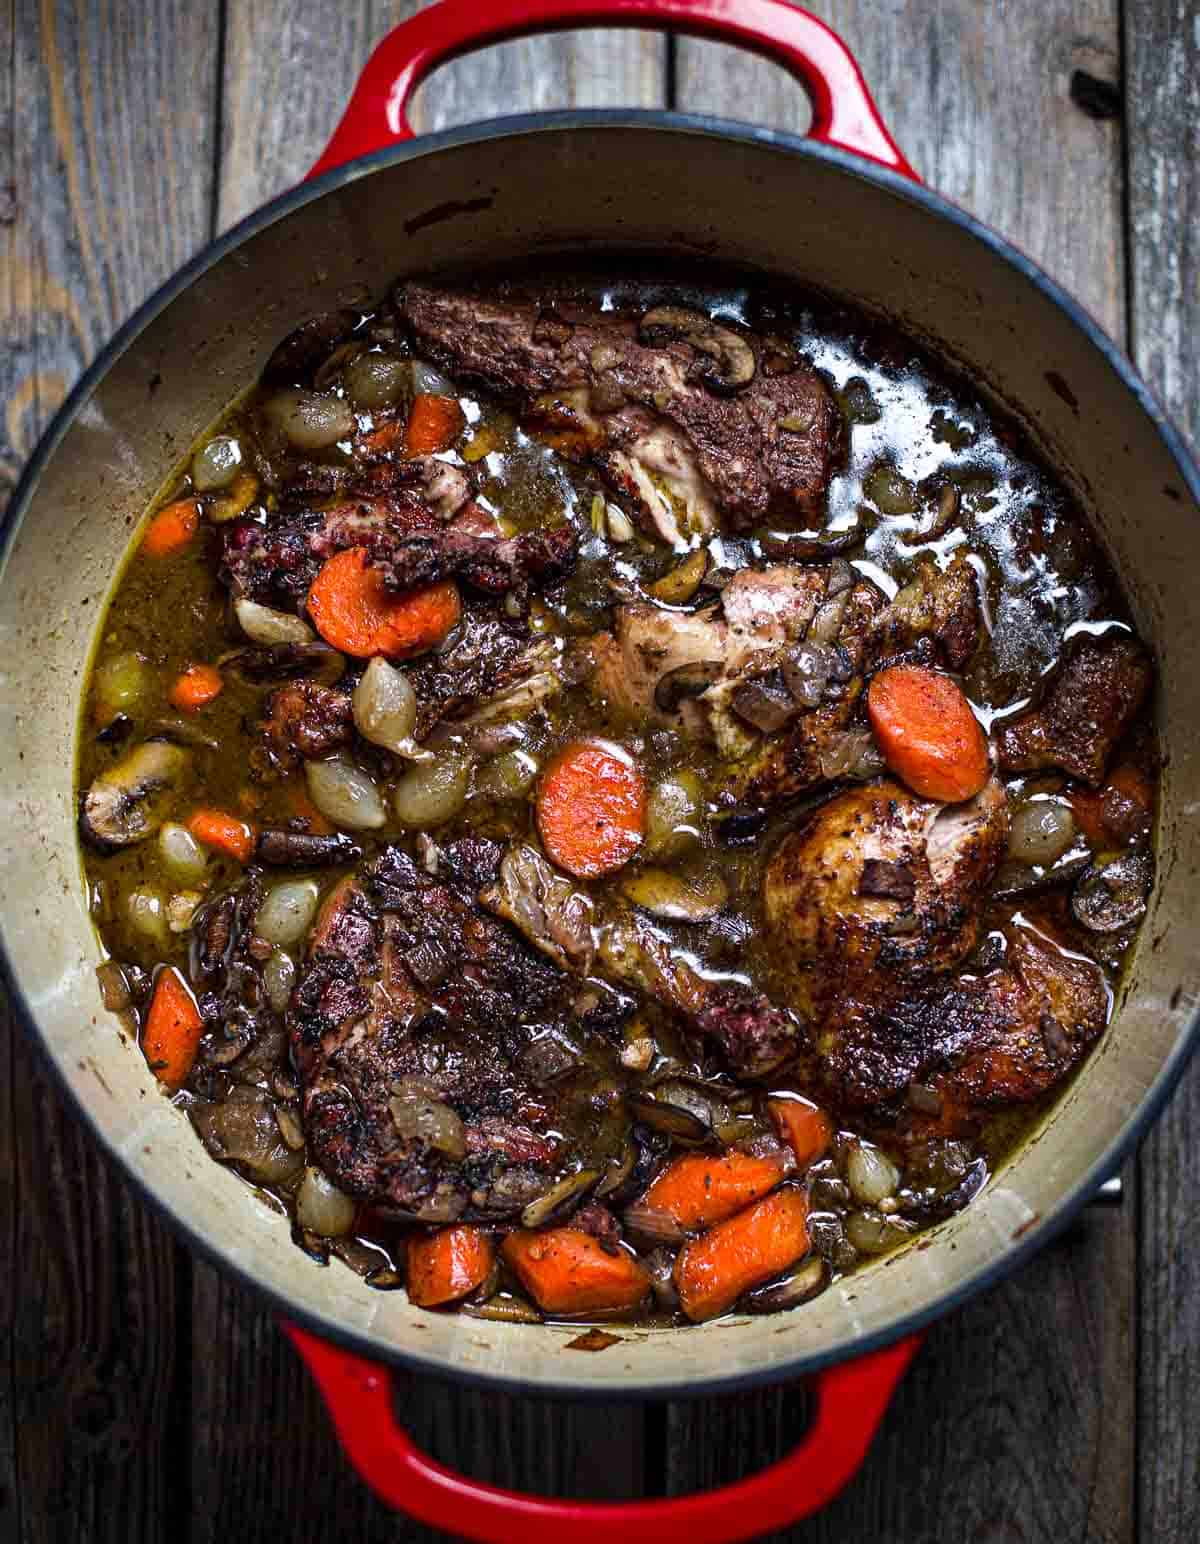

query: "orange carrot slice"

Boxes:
[407, 1226, 495, 1308]
[168, 663, 223, 712]
[404, 393, 464, 457]
[536, 739, 645, 879]
[142, 967, 204, 1090]
[187, 807, 256, 863]
[641, 1150, 791, 1231]
[767, 1097, 833, 1171]
[502, 1228, 650, 1315]
[674, 1188, 810, 1323]
[867, 664, 988, 803]
[306, 547, 461, 660]
[142, 499, 200, 558]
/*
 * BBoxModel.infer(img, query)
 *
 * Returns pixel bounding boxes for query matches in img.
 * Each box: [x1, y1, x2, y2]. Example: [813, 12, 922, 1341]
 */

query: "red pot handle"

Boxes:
[308, 0, 918, 182]
[286, 1322, 920, 1540]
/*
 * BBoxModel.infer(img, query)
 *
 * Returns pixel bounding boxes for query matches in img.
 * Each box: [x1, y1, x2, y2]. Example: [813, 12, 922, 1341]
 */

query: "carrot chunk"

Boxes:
[357, 416, 406, 458]
[142, 967, 204, 1090]
[404, 393, 464, 457]
[674, 1188, 810, 1323]
[867, 664, 989, 803]
[306, 547, 461, 660]
[641, 1150, 791, 1231]
[187, 807, 256, 863]
[141, 499, 200, 558]
[536, 739, 645, 878]
[767, 1097, 833, 1171]
[168, 663, 223, 712]
[407, 1225, 495, 1308]
[502, 1228, 650, 1315]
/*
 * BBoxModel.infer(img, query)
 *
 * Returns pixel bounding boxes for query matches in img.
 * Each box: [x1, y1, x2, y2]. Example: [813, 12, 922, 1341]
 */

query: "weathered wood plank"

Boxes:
[670, 4, 1136, 1538]
[1126, 2, 1200, 1538]
[217, 0, 665, 228]
[0, 2, 219, 1540]
[192, 7, 666, 1536]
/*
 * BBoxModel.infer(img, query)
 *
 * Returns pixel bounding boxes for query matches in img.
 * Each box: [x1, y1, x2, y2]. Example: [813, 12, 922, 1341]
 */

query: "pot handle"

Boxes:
[286, 1322, 920, 1540]
[308, 0, 918, 182]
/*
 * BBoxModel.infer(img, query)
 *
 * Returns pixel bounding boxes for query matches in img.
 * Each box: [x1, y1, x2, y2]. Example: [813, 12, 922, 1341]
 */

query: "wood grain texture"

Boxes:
[1126, 3, 1200, 1537]
[217, 0, 664, 228]
[670, 4, 1136, 1539]
[1, 2, 218, 1541]
[675, 0, 1126, 332]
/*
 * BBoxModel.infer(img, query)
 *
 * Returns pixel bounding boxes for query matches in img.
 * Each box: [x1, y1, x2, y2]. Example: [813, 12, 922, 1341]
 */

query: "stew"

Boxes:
[78, 264, 1156, 1326]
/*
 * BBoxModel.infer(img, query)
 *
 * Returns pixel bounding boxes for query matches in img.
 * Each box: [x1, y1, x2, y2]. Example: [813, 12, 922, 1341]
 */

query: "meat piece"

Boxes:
[597, 910, 799, 1078]
[258, 679, 353, 771]
[408, 615, 561, 736]
[824, 924, 1108, 1113]
[763, 778, 1008, 1022]
[997, 631, 1152, 785]
[289, 846, 599, 1217]
[573, 1201, 623, 1253]
[721, 564, 825, 645]
[395, 283, 843, 534]
[692, 984, 801, 1079]
[363, 522, 577, 600]
[868, 555, 981, 671]
[479, 842, 596, 972]
[590, 603, 727, 732]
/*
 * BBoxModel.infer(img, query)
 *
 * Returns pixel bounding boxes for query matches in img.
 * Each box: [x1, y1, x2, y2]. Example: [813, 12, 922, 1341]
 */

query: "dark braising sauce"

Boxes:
[77, 262, 1156, 1326]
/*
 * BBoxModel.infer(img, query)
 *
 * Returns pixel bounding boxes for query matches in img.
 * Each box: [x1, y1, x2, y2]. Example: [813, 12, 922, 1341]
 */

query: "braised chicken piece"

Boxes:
[763, 778, 1009, 1020]
[80, 263, 1158, 1324]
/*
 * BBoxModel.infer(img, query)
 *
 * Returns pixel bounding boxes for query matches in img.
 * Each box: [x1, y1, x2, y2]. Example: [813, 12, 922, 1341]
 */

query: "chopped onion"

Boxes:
[295, 1166, 357, 1237]
[388, 1081, 467, 1159]
[234, 598, 315, 646]
[263, 388, 355, 450]
[191, 435, 243, 492]
[1007, 798, 1077, 866]
[159, 821, 208, 883]
[845, 1209, 911, 1255]
[127, 885, 167, 945]
[846, 1142, 900, 1205]
[644, 771, 703, 859]
[392, 752, 471, 829]
[305, 756, 387, 831]
[255, 879, 319, 947]
[166, 889, 203, 934]
[410, 359, 455, 396]
[93, 650, 147, 716]
[352, 658, 431, 761]
[263, 948, 297, 1013]
[344, 352, 410, 410]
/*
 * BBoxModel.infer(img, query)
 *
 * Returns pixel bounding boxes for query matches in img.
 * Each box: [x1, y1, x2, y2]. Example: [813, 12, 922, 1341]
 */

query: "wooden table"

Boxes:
[2, 2, 1196, 1538]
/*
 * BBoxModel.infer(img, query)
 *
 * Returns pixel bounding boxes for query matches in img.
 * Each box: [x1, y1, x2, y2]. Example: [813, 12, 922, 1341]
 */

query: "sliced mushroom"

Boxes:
[256, 829, 363, 867]
[639, 305, 757, 395]
[219, 640, 345, 687]
[759, 509, 871, 562]
[626, 1091, 710, 1143]
[991, 850, 1091, 901]
[80, 739, 190, 852]
[653, 659, 723, 715]
[731, 673, 797, 734]
[261, 310, 355, 386]
[1071, 850, 1153, 933]
[519, 1168, 600, 1229]
[649, 547, 709, 605]
[742, 1256, 829, 1313]
[621, 867, 729, 922]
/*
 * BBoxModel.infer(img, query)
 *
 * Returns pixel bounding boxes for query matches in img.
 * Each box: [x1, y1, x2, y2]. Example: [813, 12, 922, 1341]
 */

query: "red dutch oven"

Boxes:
[3, 2, 1198, 1540]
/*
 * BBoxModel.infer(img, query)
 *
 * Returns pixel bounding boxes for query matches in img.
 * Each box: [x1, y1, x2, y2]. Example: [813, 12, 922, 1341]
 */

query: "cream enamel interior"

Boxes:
[2, 121, 1197, 1395]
